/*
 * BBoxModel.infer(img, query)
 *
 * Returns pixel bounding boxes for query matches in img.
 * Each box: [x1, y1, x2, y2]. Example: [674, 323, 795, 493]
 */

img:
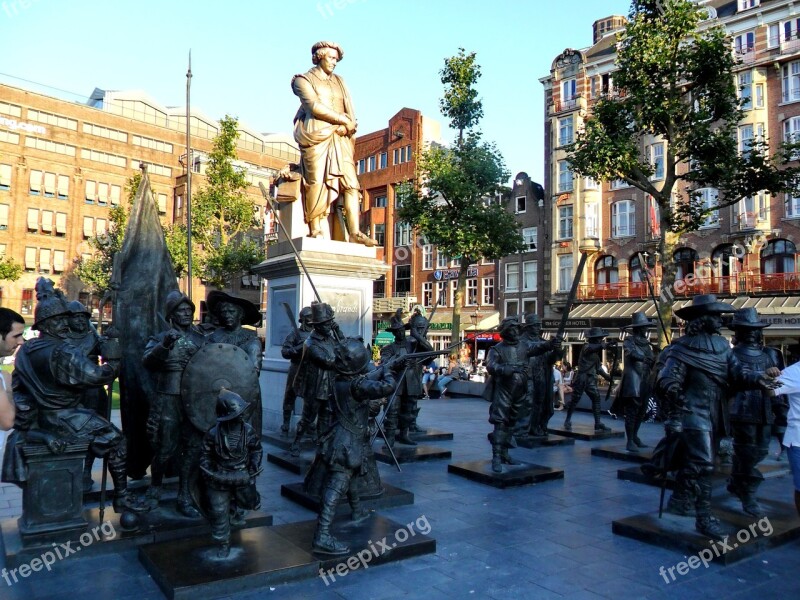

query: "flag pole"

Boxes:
[185, 50, 193, 303]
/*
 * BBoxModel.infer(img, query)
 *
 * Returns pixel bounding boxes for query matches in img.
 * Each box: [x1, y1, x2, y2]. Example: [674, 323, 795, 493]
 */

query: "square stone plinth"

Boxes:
[547, 424, 624, 441]
[447, 460, 564, 489]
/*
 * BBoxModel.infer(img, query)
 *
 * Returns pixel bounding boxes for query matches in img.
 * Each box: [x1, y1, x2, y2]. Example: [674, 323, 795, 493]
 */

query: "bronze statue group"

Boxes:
[1, 277, 795, 561]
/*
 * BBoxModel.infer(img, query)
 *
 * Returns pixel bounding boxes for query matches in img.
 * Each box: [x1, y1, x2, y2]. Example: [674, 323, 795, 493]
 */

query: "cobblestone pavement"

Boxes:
[1, 398, 798, 599]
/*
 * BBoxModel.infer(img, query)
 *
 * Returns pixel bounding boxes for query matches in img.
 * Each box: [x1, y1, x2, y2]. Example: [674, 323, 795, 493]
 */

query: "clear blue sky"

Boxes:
[0, 0, 630, 183]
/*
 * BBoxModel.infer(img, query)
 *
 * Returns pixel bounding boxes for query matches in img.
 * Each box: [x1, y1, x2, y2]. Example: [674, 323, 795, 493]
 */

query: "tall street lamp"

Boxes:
[470, 309, 481, 372]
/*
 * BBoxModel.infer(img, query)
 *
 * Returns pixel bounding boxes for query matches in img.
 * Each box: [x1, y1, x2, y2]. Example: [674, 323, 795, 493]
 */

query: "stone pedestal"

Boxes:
[19, 441, 90, 539]
[547, 424, 624, 441]
[252, 236, 386, 433]
[591, 445, 654, 463]
[448, 460, 564, 489]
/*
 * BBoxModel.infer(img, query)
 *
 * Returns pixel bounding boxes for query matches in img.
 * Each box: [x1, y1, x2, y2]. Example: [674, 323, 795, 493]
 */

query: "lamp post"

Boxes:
[469, 309, 480, 373]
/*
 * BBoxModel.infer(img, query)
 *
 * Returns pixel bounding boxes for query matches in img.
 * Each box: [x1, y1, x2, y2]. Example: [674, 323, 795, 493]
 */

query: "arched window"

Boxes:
[673, 248, 698, 281]
[595, 255, 619, 285]
[761, 239, 797, 274]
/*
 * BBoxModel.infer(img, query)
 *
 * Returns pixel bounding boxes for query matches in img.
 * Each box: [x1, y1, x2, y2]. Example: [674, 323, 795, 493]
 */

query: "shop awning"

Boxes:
[549, 296, 800, 329]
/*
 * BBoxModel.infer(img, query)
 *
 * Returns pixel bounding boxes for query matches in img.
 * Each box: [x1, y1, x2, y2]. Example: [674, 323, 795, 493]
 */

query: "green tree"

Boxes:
[566, 0, 800, 346]
[399, 50, 523, 342]
[0, 256, 23, 282]
[191, 115, 264, 289]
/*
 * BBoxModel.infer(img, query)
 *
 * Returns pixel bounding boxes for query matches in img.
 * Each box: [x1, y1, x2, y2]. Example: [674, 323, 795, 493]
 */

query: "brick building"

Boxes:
[540, 0, 800, 364]
[355, 108, 499, 356]
[0, 82, 297, 323]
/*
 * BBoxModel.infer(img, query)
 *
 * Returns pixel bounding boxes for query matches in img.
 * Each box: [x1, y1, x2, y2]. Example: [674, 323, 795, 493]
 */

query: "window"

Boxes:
[515, 196, 526, 213]
[584, 202, 599, 238]
[373, 223, 385, 246]
[630, 254, 645, 284]
[373, 195, 387, 208]
[558, 160, 573, 192]
[787, 188, 800, 218]
[522, 227, 537, 251]
[82, 148, 126, 167]
[783, 62, 800, 103]
[648, 142, 664, 180]
[711, 244, 742, 278]
[558, 255, 573, 292]
[558, 116, 573, 146]
[466, 278, 478, 306]
[41, 210, 53, 233]
[595, 255, 619, 285]
[783, 19, 800, 46]
[0, 204, 8, 230]
[422, 245, 433, 270]
[29, 170, 42, 195]
[394, 222, 411, 246]
[110, 185, 121, 206]
[785, 117, 800, 160]
[21, 289, 34, 315]
[647, 195, 661, 238]
[27, 208, 39, 232]
[373, 275, 385, 297]
[55, 212, 67, 236]
[57, 175, 69, 199]
[43, 172, 56, 197]
[84, 123, 128, 143]
[612, 200, 635, 237]
[0, 164, 12, 190]
[505, 263, 519, 292]
[734, 32, 755, 57]
[523, 260, 537, 292]
[436, 281, 447, 306]
[482, 277, 494, 305]
[584, 177, 599, 190]
[505, 300, 519, 319]
[674, 248, 698, 280]
[394, 264, 411, 294]
[561, 78, 577, 103]
[738, 71, 753, 110]
[379, 152, 387, 169]
[739, 0, 759, 10]
[422, 282, 433, 307]
[436, 250, 448, 269]
[24, 138, 77, 157]
[357, 159, 365, 174]
[157, 193, 167, 214]
[761, 239, 796, 274]
[738, 123, 763, 157]
[24, 247, 36, 271]
[98, 183, 109, 206]
[558, 205, 574, 240]
[132, 160, 171, 178]
[697, 188, 719, 228]
[611, 179, 630, 189]
[734, 191, 767, 227]
[39, 248, 51, 273]
[768, 23, 780, 49]
[27, 109, 77, 130]
[132, 134, 171, 152]
[83, 216, 94, 239]
[368, 156, 376, 172]
[449, 280, 457, 307]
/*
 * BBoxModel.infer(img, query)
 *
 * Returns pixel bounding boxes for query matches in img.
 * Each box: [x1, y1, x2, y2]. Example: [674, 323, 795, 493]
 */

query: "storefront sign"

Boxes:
[0, 117, 46, 135]
[434, 267, 478, 281]
[760, 315, 800, 327]
[375, 320, 452, 331]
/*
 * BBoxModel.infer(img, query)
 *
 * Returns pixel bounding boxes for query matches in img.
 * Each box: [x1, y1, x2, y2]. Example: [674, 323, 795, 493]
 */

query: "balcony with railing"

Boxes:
[577, 272, 800, 301]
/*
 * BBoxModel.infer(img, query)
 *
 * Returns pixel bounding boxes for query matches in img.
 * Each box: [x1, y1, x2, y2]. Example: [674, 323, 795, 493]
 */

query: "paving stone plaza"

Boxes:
[1, 397, 797, 600]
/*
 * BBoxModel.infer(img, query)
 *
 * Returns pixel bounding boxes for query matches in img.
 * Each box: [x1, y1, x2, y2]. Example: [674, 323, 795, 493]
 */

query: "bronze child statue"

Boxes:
[199, 389, 262, 558]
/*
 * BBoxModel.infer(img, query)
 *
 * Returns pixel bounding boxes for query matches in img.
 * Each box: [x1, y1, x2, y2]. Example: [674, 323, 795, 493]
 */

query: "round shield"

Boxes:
[181, 343, 260, 432]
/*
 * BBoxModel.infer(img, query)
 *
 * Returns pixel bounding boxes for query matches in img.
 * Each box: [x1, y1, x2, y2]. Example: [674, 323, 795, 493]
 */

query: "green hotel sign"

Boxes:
[376, 320, 452, 331]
